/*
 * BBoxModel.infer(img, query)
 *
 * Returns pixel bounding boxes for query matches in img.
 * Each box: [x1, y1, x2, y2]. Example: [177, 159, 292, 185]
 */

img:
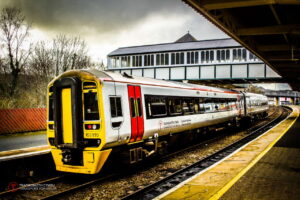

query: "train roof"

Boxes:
[83, 69, 240, 95]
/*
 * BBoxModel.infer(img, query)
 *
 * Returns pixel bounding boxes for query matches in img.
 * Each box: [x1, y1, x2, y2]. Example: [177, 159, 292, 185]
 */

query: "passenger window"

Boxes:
[146, 97, 167, 118]
[219, 100, 229, 111]
[169, 98, 182, 115]
[204, 99, 215, 112]
[198, 98, 206, 113]
[204, 103, 213, 112]
[130, 98, 136, 117]
[84, 92, 99, 120]
[182, 98, 194, 114]
[109, 97, 123, 118]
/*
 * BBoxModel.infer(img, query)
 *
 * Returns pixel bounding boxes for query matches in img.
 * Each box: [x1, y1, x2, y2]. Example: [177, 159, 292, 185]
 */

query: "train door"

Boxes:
[128, 85, 144, 142]
[53, 77, 83, 150]
[61, 88, 73, 144]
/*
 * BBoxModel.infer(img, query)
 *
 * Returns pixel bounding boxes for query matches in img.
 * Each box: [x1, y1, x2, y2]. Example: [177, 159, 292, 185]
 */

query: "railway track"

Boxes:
[0, 107, 283, 200]
[121, 107, 290, 200]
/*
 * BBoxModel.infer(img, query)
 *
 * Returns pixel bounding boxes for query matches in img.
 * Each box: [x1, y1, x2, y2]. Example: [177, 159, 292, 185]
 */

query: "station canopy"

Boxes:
[183, 0, 300, 90]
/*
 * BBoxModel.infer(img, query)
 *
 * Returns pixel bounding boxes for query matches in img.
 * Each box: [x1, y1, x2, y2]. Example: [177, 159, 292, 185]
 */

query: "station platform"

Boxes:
[156, 106, 300, 200]
[0, 131, 49, 161]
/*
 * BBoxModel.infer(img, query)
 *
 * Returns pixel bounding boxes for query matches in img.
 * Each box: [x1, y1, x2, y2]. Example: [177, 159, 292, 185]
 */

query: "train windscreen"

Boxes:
[84, 92, 100, 120]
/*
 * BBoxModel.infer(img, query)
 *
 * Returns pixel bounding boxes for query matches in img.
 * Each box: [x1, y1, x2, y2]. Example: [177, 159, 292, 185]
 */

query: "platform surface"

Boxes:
[156, 106, 299, 200]
[0, 131, 49, 161]
[221, 107, 300, 200]
[0, 131, 47, 152]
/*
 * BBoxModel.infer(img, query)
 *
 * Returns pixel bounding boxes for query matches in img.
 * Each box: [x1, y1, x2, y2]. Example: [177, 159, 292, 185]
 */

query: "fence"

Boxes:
[0, 108, 46, 134]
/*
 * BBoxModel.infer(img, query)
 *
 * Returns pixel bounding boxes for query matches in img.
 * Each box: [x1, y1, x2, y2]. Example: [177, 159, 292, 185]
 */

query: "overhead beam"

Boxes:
[267, 55, 300, 61]
[237, 24, 300, 36]
[202, 0, 300, 10]
[258, 44, 291, 51]
[269, 5, 290, 44]
[273, 63, 300, 68]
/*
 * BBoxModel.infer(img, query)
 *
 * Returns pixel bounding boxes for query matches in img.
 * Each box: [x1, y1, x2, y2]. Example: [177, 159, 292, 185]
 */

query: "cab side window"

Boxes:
[110, 97, 123, 118]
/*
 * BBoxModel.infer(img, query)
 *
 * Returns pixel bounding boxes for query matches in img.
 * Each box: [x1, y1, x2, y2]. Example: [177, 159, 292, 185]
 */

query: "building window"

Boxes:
[172, 52, 184, 65]
[226, 50, 230, 61]
[187, 51, 198, 64]
[127, 56, 131, 67]
[195, 52, 199, 63]
[238, 49, 242, 60]
[161, 54, 164, 65]
[156, 54, 160, 65]
[176, 53, 180, 64]
[121, 57, 124, 67]
[191, 52, 195, 64]
[171, 53, 175, 65]
[144, 54, 153, 66]
[139, 55, 142, 66]
[233, 49, 237, 60]
[115, 57, 120, 68]
[242, 49, 246, 61]
[249, 52, 258, 61]
[217, 49, 230, 62]
[110, 57, 116, 68]
[165, 54, 169, 65]
[144, 55, 148, 66]
[132, 56, 136, 67]
[205, 51, 209, 62]
[151, 55, 154, 66]
[210, 50, 214, 62]
[180, 52, 184, 64]
[132, 55, 142, 67]
[221, 50, 225, 61]
[201, 51, 205, 63]
[156, 53, 169, 65]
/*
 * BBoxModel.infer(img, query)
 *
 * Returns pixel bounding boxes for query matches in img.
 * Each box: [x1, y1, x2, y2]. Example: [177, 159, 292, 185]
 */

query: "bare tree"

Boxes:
[52, 34, 90, 75]
[30, 41, 54, 78]
[0, 7, 31, 96]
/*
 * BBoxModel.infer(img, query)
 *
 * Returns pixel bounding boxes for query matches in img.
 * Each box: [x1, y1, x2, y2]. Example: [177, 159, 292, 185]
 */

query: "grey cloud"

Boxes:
[0, 0, 191, 35]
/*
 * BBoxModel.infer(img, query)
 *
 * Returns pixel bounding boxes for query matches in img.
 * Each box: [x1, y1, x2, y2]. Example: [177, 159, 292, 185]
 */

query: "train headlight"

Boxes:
[85, 124, 100, 130]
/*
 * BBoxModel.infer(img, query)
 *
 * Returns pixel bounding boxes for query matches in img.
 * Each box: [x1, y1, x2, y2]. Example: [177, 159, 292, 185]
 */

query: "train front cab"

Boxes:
[47, 73, 111, 174]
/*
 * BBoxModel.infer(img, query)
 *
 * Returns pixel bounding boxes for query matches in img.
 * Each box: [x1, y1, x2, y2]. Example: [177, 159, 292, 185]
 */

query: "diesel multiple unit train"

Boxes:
[47, 69, 269, 174]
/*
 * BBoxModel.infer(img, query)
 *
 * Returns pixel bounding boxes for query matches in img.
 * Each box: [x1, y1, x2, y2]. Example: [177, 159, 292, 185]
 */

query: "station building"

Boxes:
[107, 33, 280, 81]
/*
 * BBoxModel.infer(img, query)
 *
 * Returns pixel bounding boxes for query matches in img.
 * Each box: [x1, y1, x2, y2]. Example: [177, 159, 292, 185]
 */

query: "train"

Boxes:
[47, 69, 269, 174]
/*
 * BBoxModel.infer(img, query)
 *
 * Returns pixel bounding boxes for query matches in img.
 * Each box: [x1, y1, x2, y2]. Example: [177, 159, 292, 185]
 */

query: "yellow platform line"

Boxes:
[157, 106, 299, 200]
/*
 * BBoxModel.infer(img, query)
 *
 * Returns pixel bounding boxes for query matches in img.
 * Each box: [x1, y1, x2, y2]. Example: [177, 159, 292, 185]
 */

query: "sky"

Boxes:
[0, 0, 228, 62]
[0, 0, 291, 90]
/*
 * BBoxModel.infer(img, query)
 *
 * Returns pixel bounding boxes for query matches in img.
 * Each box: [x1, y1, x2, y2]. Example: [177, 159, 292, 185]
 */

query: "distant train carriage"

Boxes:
[47, 69, 268, 174]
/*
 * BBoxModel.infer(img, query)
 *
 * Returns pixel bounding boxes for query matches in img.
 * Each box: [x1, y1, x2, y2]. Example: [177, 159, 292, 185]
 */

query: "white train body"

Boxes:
[47, 69, 269, 174]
